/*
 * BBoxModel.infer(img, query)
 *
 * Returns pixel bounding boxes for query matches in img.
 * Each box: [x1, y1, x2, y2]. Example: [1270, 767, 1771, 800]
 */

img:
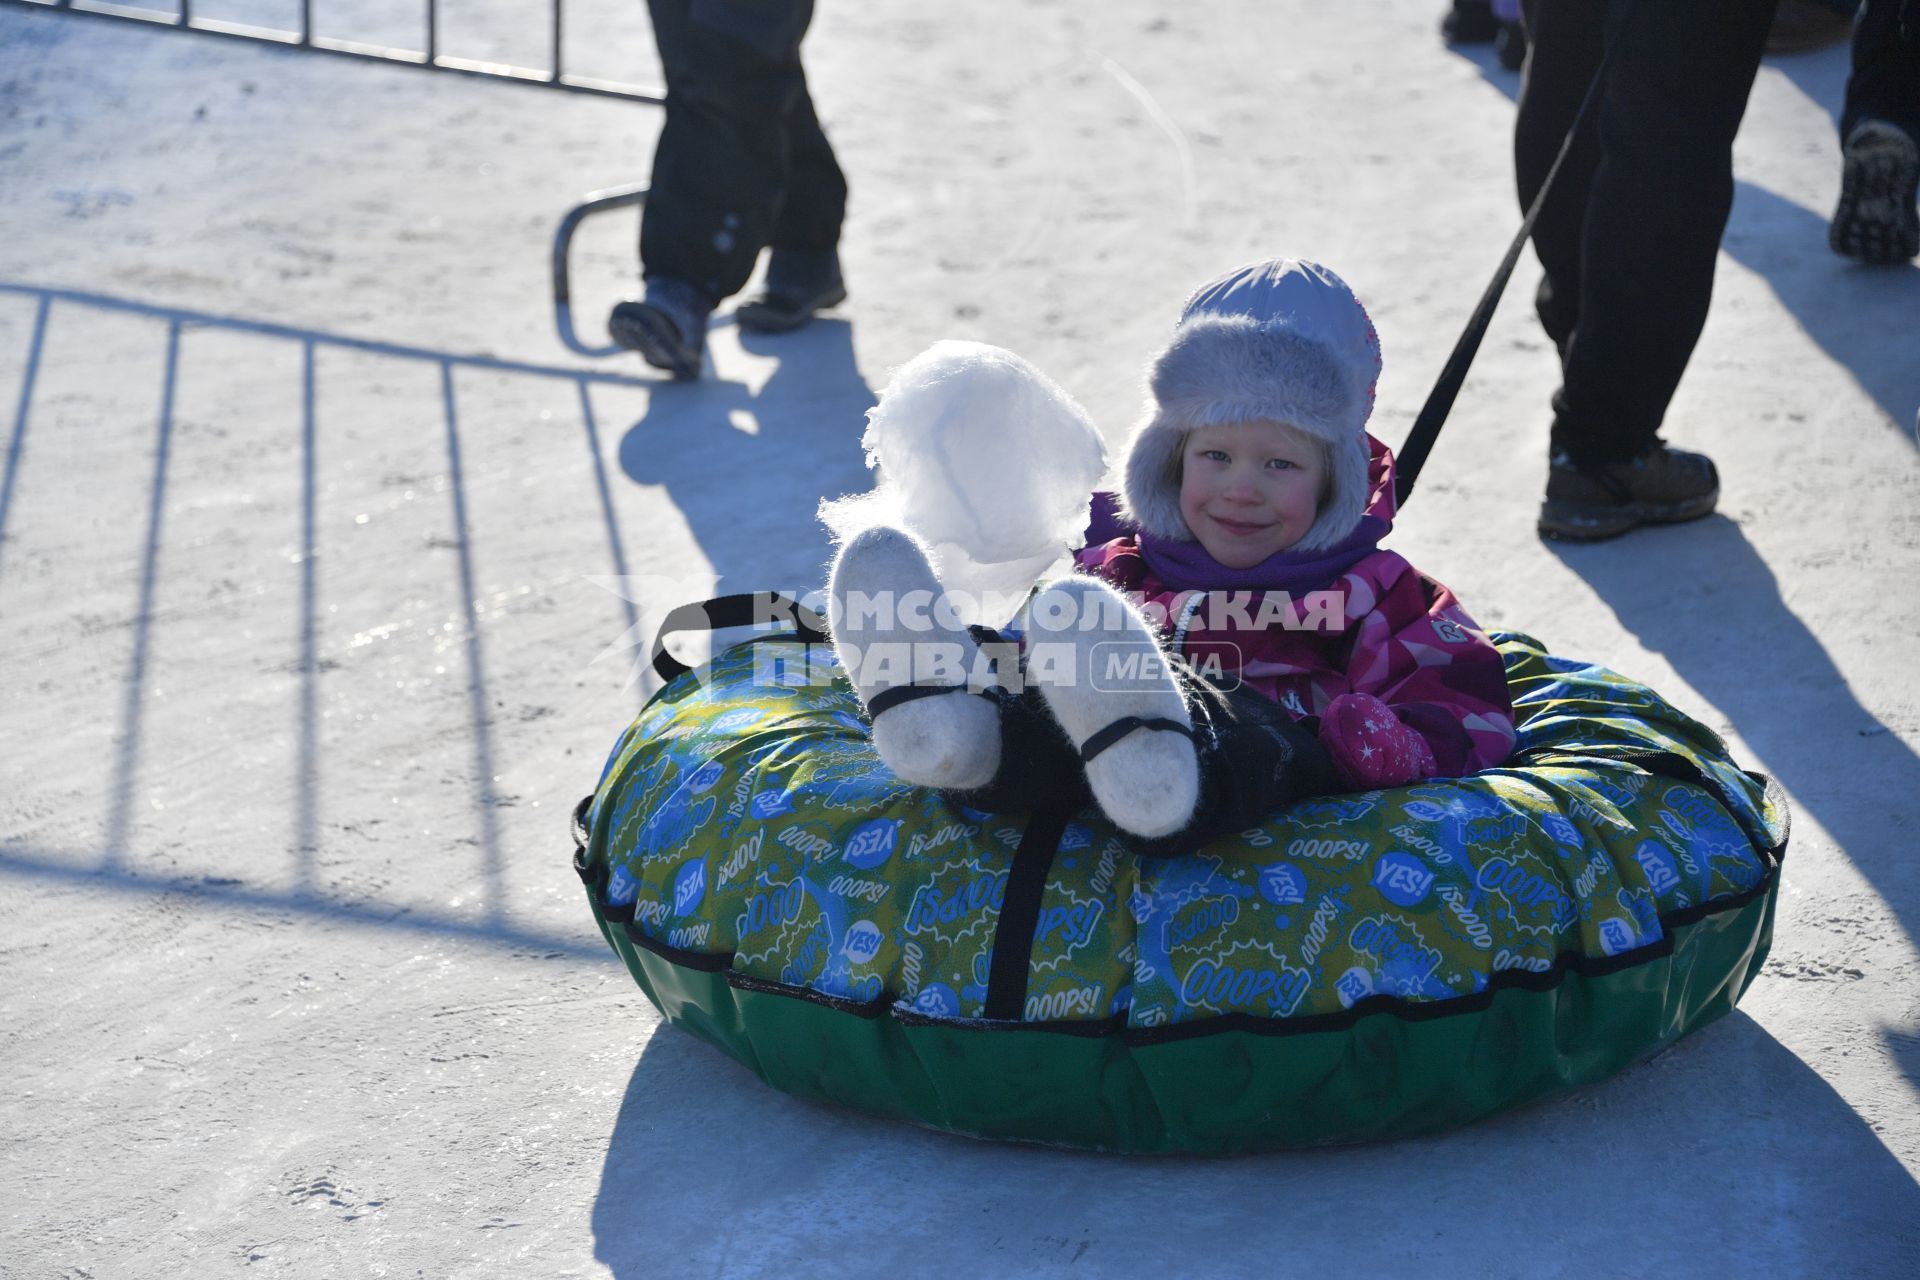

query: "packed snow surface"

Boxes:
[1, 1, 1916, 1276]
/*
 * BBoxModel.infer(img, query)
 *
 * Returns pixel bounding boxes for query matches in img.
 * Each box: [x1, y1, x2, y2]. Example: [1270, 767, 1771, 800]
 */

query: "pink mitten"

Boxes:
[1319, 692, 1437, 790]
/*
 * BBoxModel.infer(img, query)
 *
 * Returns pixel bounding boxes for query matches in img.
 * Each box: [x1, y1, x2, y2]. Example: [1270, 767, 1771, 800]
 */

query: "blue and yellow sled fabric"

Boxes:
[572, 627, 1786, 1153]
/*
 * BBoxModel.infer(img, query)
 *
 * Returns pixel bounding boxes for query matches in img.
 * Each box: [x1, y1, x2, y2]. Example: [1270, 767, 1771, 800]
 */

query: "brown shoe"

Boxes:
[1766, 0, 1855, 56]
[1538, 444, 1720, 542]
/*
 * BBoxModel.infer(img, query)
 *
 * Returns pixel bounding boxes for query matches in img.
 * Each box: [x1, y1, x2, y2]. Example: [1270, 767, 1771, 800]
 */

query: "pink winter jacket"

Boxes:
[1070, 443, 1517, 787]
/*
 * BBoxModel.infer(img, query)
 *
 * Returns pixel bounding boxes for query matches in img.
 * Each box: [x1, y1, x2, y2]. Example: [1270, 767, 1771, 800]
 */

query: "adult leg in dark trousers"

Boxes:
[1517, 0, 1775, 541]
[745, 66, 851, 330]
[1832, 0, 1920, 263]
[609, 0, 849, 378]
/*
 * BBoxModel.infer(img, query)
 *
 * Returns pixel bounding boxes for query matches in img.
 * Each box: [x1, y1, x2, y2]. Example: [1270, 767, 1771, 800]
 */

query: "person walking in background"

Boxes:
[610, 0, 849, 380]
[1829, 0, 1920, 263]
[1516, 0, 1777, 542]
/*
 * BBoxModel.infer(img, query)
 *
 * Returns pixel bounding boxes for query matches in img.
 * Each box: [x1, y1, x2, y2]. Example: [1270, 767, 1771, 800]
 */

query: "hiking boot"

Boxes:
[1830, 119, 1920, 265]
[608, 276, 712, 380]
[735, 248, 848, 334]
[1537, 443, 1720, 542]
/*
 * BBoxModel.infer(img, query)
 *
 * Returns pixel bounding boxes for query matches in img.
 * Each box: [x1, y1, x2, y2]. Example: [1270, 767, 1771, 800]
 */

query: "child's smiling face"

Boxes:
[1177, 419, 1325, 567]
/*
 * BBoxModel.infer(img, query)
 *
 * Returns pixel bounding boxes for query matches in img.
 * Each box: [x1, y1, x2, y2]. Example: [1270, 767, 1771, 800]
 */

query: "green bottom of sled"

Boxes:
[586, 876, 1775, 1153]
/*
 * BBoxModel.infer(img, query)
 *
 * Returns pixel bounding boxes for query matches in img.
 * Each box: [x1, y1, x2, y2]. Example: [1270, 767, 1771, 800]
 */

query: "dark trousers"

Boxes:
[953, 658, 1339, 860]
[1516, 0, 1774, 466]
[1844, 0, 1920, 140]
[642, 0, 848, 303]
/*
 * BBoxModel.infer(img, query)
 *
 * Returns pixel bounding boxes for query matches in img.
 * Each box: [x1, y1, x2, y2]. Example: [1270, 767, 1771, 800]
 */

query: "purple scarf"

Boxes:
[1081, 490, 1389, 593]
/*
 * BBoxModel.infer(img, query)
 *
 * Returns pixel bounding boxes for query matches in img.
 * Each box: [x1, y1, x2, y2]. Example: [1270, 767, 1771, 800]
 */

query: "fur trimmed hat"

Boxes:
[1121, 259, 1383, 554]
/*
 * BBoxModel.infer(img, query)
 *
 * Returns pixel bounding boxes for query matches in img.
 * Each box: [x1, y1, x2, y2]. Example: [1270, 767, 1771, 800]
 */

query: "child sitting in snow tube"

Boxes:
[575, 258, 1787, 1154]
[830, 259, 1516, 856]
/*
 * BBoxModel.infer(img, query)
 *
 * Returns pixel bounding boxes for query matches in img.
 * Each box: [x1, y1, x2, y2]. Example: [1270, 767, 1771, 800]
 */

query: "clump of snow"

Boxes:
[820, 340, 1110, 625]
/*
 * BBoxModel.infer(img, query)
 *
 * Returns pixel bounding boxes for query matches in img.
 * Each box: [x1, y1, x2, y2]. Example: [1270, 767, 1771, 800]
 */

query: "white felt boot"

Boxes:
[828, 526, 1002, 789]
[1023, 576, 1200, 839]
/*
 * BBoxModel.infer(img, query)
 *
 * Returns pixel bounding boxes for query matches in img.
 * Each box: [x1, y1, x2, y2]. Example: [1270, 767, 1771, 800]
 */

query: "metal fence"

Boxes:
[1, 0, 662, 102]
[6, 0, 659, 355]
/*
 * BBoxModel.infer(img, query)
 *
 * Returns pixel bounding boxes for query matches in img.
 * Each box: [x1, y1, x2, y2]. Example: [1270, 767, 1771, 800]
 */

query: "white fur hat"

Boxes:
[1120, 259, 1383, 554]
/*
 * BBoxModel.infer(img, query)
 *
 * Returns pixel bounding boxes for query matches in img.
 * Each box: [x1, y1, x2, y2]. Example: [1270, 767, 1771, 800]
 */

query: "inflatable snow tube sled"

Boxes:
[572, 595, 1789, 1154]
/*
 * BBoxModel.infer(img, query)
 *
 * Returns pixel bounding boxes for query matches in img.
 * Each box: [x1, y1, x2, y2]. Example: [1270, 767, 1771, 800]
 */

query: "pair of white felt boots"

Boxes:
[827, 526, 1201, 838]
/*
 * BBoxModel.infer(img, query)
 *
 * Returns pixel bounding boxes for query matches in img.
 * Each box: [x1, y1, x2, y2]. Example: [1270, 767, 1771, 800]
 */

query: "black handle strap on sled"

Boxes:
[648, 592, 829, 683]
[1395, 0, 1641, 507]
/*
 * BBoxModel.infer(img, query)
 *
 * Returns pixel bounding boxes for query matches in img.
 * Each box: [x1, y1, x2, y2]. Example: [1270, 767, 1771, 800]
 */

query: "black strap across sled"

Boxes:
[1394, 0, 1642, 506]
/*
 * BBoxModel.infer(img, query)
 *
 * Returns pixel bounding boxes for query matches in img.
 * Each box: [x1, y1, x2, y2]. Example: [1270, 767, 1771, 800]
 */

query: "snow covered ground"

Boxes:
[1, 1, 1916, 1275]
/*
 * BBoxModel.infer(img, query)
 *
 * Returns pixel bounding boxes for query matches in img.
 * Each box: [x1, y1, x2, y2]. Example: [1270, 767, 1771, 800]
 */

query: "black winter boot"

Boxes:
[1830, 119, 1920, 265]
[735, 248, 848, 334]
[609, 277, 712, 381]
